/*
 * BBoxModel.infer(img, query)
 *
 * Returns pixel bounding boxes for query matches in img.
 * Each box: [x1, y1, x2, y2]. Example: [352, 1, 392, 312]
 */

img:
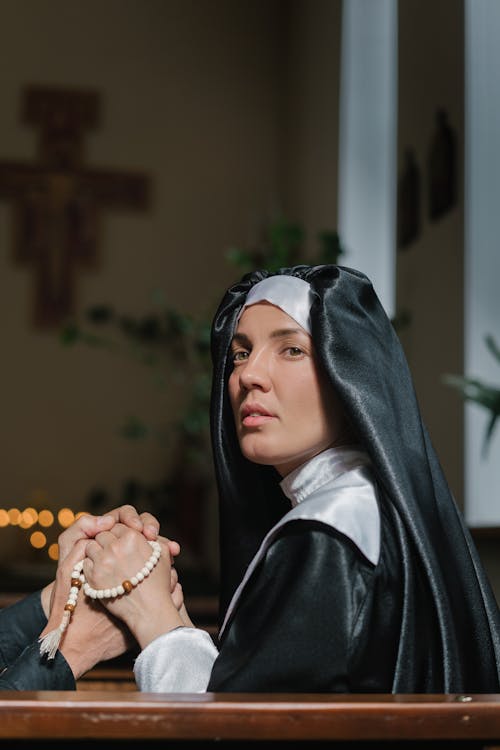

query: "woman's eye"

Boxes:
[285, 346, 303, 357]
[232, 350, 249, 362]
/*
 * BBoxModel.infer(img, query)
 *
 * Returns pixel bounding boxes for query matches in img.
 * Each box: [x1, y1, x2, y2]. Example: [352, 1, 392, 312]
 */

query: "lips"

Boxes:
[240, 402, 275, 427]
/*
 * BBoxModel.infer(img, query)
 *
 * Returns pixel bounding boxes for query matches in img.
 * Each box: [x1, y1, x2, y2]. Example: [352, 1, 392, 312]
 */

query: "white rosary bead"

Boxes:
[80, 540, 161, 599]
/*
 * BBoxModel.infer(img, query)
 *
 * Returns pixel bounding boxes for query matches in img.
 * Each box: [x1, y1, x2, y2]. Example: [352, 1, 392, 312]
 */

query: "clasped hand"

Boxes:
[40, 504, 190, 680]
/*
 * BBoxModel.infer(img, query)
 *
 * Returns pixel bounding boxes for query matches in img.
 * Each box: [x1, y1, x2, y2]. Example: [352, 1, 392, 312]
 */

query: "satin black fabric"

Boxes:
[0, 589, 75, 690]
[208, 518, 440, 692]
[209, 264, 500, 692]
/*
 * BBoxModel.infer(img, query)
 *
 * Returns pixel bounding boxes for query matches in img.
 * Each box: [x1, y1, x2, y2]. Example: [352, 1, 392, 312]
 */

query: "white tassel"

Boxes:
[39, 610, 72, 659]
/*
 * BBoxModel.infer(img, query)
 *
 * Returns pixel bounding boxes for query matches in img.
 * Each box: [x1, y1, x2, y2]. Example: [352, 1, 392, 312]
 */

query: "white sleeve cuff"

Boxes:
[134, 627, 219, 693]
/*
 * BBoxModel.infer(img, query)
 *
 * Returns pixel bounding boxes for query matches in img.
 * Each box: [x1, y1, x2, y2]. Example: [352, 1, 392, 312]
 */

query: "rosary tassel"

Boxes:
[38, 609, 72, 660]
[39, 562, 84, 660]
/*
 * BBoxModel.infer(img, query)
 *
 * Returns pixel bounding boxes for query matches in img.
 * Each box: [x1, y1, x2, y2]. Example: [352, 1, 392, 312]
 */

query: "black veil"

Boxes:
[209, 264, 500, 691]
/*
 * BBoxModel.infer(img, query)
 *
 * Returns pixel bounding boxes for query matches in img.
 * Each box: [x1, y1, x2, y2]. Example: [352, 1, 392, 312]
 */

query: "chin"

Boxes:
[239, 443, 277, 467]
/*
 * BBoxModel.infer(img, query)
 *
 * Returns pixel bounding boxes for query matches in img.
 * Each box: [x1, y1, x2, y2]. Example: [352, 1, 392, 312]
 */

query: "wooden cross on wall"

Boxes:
[0, 85, 150, 328]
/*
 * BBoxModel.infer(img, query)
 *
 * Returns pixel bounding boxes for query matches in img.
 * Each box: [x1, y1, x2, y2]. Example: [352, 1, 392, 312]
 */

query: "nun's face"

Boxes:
[228, 302, 348, 477]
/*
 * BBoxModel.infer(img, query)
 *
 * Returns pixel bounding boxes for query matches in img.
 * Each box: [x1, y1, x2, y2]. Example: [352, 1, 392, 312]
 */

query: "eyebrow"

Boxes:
[231, 328, 305, 346]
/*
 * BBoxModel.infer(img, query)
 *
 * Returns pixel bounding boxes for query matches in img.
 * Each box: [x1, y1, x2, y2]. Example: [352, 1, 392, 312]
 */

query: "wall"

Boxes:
[279, 0, 342, 250]
[396, 0, 464, 508]
[0, 0, 284, 583]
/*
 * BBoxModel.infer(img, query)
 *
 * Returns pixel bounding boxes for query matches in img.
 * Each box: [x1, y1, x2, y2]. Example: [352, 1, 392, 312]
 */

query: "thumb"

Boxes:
[55, 537, 88, 586]
[57, 513, 115, 563]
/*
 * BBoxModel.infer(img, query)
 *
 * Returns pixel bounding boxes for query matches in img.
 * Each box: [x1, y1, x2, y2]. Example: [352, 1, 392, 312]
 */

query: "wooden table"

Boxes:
[0, 692, 499, 746]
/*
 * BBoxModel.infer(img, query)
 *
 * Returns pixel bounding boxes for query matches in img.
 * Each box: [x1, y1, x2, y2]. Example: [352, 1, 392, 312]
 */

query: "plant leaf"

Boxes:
[485, 334, 500, 365]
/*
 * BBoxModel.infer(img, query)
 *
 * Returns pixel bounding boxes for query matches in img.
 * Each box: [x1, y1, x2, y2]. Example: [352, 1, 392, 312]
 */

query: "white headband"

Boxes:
[236, 275, 313, 333]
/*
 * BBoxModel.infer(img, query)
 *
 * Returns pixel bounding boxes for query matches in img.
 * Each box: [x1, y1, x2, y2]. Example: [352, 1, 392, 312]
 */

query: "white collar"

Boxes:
[279, 445, 372, 507]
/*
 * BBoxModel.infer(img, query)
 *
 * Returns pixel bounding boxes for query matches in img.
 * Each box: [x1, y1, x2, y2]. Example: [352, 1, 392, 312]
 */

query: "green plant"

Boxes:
[227, 223, 344, 273]
[443, 334, 500, 456]
[61, 300, 212, 464]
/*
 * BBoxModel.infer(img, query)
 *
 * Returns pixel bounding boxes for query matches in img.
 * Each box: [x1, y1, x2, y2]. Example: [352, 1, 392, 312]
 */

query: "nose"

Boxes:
[237, 351, 271, 392]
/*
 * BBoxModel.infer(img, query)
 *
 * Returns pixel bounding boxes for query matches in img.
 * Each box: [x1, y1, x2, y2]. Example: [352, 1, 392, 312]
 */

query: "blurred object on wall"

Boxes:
[428, 108, 457, 221]
[397, 147, 421, 249]
[0, 84, 150, 328]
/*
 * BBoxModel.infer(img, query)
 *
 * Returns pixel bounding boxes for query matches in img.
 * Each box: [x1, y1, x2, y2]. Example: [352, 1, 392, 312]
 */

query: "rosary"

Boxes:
[39, 539, 162, 659]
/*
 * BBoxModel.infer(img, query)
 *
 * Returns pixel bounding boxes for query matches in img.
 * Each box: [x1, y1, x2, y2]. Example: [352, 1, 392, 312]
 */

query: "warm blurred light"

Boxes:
[38, 509, 54, 527]
[30, 531, 47, 549]
[58, 508, 75, 528]
[19, 507, 38, 529]
[0, 505, 86, 559]
[8, 508, 21, 525]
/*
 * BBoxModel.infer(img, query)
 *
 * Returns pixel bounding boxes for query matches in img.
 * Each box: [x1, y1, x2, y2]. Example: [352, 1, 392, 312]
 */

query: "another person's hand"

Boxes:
[39, 538, 133, 679]
[83, 524, 192, 649]
[57, 504, 167, 565]
[42, 504, 180, 617]
[40, 508, 186, 679]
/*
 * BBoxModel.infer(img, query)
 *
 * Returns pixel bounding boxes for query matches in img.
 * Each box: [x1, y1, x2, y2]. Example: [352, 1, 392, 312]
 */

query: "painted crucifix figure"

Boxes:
[0, 85, 150, 328]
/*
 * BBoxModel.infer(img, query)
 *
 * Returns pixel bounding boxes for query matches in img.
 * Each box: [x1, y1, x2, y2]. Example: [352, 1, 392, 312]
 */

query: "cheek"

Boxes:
[288, 370, 332, 428]
[292, 371, 323, 409]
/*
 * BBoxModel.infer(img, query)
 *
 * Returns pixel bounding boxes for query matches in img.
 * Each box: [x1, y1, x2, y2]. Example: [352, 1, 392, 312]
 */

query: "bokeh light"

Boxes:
[19, 507, 38, 529]
[38, 509, 54, 527]
[30, 530, 47, 549]
[8, 508, 21, 525]
[0, 503, 83, 561]
[58, 508, 75, 528]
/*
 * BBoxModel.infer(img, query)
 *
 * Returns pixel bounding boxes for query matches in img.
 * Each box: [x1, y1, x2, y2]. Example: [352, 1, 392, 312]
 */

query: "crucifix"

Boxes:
[0, 85, 150, 328]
